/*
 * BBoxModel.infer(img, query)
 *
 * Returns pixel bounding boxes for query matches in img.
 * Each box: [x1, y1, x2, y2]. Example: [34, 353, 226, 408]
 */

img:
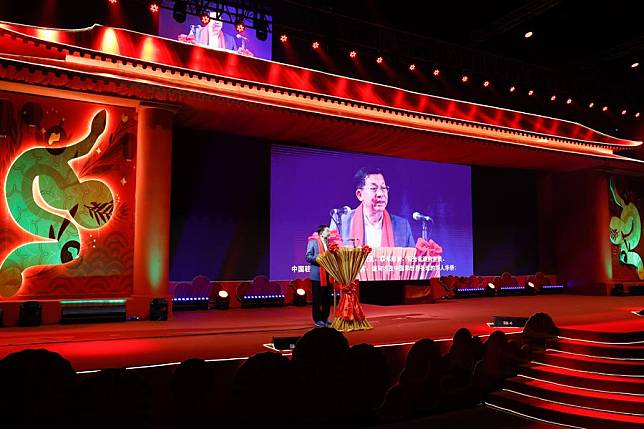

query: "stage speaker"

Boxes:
[61, 300, 126, 324]
[492, 315, 529, 328]
[611, 284, 625, 296]
[272, 336, 300, 350]
[150, 298, 168, 321]
[19, 301, 42, 326]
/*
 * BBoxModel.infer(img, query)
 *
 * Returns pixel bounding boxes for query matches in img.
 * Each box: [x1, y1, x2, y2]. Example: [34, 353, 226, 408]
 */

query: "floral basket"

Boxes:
[317, 245, 373, 332]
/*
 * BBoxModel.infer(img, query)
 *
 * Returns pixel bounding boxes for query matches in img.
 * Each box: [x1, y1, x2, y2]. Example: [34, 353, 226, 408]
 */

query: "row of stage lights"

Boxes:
[279, 34, 641, 120]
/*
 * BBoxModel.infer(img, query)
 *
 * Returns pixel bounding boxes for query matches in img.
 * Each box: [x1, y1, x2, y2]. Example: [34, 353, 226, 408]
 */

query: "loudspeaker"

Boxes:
[272, 336, 300, 350]
[611, 284, 625, 296]
[492, 315, 528, 328]
[150, 298, 168, 321]
[19, 301, 42, 326]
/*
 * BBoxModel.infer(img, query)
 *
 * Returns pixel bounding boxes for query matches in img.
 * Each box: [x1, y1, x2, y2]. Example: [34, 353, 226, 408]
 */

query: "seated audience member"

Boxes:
[347, 343, 392, 425]
[171, 358, 216, 428]
[378, 339, 443, 421]
[0, 349, 77, 428]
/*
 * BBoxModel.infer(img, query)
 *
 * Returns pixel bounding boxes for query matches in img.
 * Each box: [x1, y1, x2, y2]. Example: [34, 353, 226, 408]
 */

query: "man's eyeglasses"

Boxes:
[362, 186, 390, 194]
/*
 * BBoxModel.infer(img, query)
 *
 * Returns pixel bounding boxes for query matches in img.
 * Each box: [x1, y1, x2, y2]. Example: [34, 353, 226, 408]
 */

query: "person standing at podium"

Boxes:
[306, 225, 332, 327]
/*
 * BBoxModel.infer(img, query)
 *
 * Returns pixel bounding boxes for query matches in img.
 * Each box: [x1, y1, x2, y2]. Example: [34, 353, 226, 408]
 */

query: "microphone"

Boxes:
[412, 211, 433, 222]
[235, 34, 249, 40]
[330, 206, 352, 216]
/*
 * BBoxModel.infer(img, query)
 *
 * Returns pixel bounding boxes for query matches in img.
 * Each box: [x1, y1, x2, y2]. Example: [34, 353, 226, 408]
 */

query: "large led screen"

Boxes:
[158, 6, 272, 60]
[270, 146, 473, 281]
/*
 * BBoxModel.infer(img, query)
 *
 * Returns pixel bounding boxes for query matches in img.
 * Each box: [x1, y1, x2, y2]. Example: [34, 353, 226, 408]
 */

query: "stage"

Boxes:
[1, 295, 642, 372]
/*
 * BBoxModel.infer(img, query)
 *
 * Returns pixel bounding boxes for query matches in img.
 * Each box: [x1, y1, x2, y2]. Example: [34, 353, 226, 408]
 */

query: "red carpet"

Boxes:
[0, 295, 642, 372]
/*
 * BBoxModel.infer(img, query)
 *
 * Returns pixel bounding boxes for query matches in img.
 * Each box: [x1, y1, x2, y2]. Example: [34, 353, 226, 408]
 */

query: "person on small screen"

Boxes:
[332, 167, 415, 248]
[305, 224, 332, 327]
[198, 12, 238, 51]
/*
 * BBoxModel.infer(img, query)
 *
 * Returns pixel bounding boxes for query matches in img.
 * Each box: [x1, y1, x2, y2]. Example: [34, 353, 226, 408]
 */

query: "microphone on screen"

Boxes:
[330, 206, 352, 216]
[412, 211, 433, 223]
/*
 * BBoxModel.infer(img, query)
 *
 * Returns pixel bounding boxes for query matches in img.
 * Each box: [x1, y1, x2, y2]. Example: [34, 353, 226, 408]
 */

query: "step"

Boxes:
[535, 351, 644, 377]
[558, 328, 644, 344]
[504, 376, 644, 415]
[487, 389, 644, 429]
[520, 365, 644, 395]
[549, 338, 644, 360]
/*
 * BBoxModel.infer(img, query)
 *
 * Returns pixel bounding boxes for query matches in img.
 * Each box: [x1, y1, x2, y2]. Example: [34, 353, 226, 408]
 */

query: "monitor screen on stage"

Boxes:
[158, 6, 272, 60]
[270, 145, 473, 281]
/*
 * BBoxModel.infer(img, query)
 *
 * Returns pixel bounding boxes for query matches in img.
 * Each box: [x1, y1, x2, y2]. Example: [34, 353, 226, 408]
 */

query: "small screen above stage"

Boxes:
[158, 7, 272, 60]
[270, 145, 473, 281]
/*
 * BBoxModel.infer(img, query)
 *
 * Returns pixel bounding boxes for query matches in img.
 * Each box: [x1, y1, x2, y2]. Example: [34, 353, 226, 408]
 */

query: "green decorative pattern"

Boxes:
[0, 110, 114, 297]
[609, 177, 643, 279]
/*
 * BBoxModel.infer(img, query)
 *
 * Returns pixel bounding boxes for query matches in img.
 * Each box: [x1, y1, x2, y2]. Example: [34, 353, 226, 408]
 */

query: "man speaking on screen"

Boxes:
[332, 167, 415, 248]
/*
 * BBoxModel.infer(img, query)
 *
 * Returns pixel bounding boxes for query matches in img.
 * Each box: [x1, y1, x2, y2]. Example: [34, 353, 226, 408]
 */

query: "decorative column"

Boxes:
[131, 103, 175, 318]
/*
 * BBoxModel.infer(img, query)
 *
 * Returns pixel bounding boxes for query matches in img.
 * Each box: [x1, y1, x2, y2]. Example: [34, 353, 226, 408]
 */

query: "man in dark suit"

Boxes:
[306, 225, 332, 327]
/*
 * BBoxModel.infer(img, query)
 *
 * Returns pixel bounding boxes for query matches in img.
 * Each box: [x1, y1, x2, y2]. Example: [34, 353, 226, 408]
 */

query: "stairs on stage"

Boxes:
[485, 327, 644, 428]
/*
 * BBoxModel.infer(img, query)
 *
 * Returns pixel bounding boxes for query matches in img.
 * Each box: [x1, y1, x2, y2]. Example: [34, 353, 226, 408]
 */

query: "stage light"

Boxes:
[566, 98, 572, 104]
[149, 2, 159, 13]
[602, 106, 608, 112]
[524, 31, 533, 38]
[349, 50, 357, 59]
[485, 283, 496, 296]
[509, 86, 516, 92]
[150, 298, 168, 321]
[631, 62, 639, 68]
[254, 14, 268, 41]
[19, 301, 42, 326]
[432, 68, 440, 76]
[293, 288, 307, 306]
[525, 281, 537, 295]
[622, 109, 628, 115]
[636, 112, 641, 118]
[108, 0, 117, 4]
[173, 0, 187, 23]
[376, 56, 384, 64]
[550, 95, 556, 101]
[409, 64, 416, 71]
[589, 102, 595, 108]
[483, 80, 490, 87]
[528, 89, 534, 96]
[200, 11, 211, 25]
[280, 34, 288, 43]
[312, 41, 320, 49]
[461, 75, 469, 83]
[215, 290, 230, 310]
[235, 18, 246, 33]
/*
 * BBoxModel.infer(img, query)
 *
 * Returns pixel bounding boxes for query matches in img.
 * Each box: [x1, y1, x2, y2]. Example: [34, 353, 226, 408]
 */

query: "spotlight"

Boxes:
[432, 68, 440, 76]
[376, 56, 383, 64]
[524, 31, 533, 38]
[602, 106, 608, 112]
[485, 282, 496, 296]
[528, 89, 534, 96]
[566, 98, 572, 104]
[483, 80, 490, 87]
[349, 50, 357, 59]
[636, 112, 641, 118]
[293, 288, 307, 306]
[149, 2, 159, 13]
[622, 109, 628, 115]
[631, 62, 639, 69]
[200, 11, 210, 25]
[525, 281, 537, 295]
[173, 0, 187, 23]
[254, 14, 268, 41]
[461, 75, 469, 83]
[589, 102, 595, 108]
[409, 64, 416, 71]
[108, 0, 117, 3]
[509, 86, 516, 92]
[550, 95, 556, 101]
[312, 41, 320, 49]
[235, 18, 246, 33]
[280, 34, 288, 43]
[215, 290, 230, 310]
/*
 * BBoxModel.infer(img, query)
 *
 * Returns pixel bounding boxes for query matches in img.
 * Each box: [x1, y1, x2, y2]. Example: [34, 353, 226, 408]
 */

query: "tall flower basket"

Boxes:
[317, 245, 373, 332]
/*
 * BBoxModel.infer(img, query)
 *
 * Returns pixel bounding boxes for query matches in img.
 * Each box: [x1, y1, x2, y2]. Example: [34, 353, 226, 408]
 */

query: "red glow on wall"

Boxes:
[140, 37, 157, 62]
[101, 28, 120, 55]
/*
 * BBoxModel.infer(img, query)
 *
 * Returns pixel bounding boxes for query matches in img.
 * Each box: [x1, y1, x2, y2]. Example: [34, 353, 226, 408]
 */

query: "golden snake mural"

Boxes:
[609, 177, 644, 279]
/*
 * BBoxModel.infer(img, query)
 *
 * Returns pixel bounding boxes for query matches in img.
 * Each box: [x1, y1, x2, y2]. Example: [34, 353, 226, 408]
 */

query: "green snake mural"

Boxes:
[609, 177, 644, 279]
[0, 110, 113, 298]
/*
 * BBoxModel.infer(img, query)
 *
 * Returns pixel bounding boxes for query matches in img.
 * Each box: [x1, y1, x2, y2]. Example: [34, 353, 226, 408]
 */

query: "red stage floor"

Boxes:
[1, 295, 642, 371]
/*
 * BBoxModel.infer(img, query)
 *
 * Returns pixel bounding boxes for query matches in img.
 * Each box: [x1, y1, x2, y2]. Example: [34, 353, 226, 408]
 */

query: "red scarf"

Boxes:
[349, 203, 395, 247]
